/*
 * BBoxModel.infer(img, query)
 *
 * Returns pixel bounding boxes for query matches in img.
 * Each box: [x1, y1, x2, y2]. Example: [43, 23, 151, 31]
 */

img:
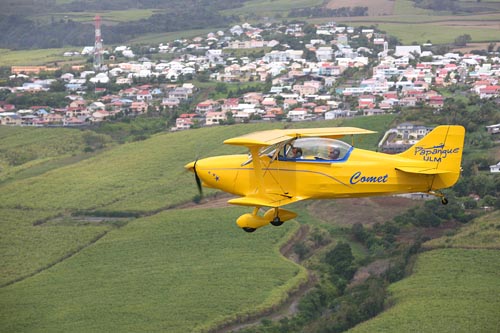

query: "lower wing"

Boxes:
[228, 194, 308, 208]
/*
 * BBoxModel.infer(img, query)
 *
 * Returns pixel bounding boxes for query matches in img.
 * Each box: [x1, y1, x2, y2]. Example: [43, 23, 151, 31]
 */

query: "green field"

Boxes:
[0, 118, 389, 332]
[348, 248, 500, 333]
[1, 116, 499, 332]
[348, 210, 500, 333]
[1, 0, 499, 66]
[36, 9, 160, 24]
[374, 22, 500, 44]
[221, 0, 323, 17]
[0, 127, 112, 184]
[0, 208, 306, 333]
[0, 48, 82, 67]
[424, 210, 500, 250]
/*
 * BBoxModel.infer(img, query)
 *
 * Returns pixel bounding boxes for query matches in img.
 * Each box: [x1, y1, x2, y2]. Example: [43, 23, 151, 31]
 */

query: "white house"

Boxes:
[89, 73, 110, 84]
[287, 110, 308, 121]
[490, 162, 500, 173]
[395, 46, 422, 57]
[205, 111, 227, 125]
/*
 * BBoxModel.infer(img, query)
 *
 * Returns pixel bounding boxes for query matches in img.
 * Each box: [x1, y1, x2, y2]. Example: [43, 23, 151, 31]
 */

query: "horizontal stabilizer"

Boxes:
[395, 166, 451, 175]
[228, 194, 305, 208]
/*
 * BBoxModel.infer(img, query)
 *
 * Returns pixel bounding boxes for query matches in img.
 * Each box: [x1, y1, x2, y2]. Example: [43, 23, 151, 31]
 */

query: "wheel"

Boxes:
[243, 227, 256, 233]
[270, 216, 283, 226]
[441, 197, 449, 205]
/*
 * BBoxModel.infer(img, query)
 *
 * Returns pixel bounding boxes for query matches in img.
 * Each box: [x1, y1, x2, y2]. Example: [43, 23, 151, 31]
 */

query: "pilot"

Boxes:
[328, 147, 340, 160]
[290, 146, 303, 159]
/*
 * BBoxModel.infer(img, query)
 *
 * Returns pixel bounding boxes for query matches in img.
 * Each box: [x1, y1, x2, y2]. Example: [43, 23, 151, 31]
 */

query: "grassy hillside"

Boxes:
[0, 127, 111, 184]
[348, 248, 500, 333]
[348, 210, 500, 333]
[0, 208, 305, 333]
[423, 210, 500, 249]
[0, 117, 394, 331]
[0, 208, 111, 287]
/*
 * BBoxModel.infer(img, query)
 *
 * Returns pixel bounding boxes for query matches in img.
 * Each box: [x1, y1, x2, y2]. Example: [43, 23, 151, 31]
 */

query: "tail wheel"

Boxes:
[243, 227, 256, 233]
[441, 197, 449, 205]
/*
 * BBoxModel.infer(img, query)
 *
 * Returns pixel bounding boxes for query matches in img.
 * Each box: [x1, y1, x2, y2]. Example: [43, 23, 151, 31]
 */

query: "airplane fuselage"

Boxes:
[194, 147, 455, 202]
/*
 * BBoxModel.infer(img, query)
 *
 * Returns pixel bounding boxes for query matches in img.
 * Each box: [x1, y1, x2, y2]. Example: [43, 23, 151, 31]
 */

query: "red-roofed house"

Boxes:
[358, 95, 376, 109]
[479, 86, 500, 99]
[136, 90, 153, 101]
[196, 99, 219, 114]
[429, 95, 444, 108]
[130, 101, 148, 113]
[221, 98, 240, 112]
[175, 114, 198, 130]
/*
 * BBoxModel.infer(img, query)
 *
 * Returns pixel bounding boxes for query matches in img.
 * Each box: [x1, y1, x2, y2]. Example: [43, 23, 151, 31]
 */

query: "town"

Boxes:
[0, 20, 499, 137]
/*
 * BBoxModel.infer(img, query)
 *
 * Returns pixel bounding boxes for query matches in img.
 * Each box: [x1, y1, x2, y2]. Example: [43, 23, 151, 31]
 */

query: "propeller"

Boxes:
[193, 159, 203, 196]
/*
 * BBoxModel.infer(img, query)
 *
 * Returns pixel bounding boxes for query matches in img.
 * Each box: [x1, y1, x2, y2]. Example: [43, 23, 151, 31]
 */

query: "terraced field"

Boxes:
[2, 115, 498, 333]
[0, 117, 391, 332]
[348, 210, 500, 333]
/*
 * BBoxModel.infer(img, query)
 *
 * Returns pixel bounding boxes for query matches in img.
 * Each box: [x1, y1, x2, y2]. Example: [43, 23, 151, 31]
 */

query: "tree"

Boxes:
[454, 34, 472, 47]
[351, 223, 366, 242]
[49, 80, 66, 92]
[324, 242, 355, 279]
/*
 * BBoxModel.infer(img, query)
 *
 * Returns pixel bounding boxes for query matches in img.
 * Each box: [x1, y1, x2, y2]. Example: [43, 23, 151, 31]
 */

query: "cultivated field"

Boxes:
[0, 208, 306, 333]
[1, 0, 499, 66]
[323, 0, 500, 45]
[1, 115, 499, 332]
[348, 210, 500, 333]
[0, 117, 393, 332]
[348, 248, 500, 333]
[424, 210, 500, 249]
[326, 0, 396, 16]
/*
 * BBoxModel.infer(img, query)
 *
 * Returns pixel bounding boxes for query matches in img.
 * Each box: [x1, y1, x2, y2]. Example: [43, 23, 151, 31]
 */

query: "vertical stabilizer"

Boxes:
[398, 125, 465, 189]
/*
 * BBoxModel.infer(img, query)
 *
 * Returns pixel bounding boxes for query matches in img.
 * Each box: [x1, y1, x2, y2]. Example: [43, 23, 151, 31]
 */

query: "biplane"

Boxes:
[185, 125, 465, 232]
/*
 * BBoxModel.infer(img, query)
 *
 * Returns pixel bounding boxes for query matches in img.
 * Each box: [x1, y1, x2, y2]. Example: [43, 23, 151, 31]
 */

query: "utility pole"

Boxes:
[93, 15, 103, 71]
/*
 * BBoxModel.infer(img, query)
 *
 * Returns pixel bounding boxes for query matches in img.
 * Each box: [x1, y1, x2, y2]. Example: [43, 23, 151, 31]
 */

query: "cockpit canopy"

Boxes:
[260, 137, 353, 162]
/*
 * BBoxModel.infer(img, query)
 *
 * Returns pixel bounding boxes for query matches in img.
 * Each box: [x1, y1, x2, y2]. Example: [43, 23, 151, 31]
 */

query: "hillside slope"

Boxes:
[348, 210, 500, 333]
[0, 117, 391, 332]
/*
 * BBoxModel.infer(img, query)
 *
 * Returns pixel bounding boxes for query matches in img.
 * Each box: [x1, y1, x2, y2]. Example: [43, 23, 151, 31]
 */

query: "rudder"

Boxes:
[398, 125, 465, 189]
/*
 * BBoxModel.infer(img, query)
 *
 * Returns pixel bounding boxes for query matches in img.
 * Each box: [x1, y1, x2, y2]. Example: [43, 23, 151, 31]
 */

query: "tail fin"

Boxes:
[398, 125, 465, 189]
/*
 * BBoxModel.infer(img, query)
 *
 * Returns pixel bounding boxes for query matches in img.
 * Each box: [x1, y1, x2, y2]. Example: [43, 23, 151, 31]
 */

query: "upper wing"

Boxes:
[224, 127, 376, 147]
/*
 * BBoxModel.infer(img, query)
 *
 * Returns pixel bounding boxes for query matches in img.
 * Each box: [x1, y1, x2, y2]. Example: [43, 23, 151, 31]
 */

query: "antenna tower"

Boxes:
[93, 15, 103, 71]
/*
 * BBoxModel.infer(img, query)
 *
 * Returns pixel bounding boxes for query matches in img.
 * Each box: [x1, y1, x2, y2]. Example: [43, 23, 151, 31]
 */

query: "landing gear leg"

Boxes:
[429, 191, 448, 205]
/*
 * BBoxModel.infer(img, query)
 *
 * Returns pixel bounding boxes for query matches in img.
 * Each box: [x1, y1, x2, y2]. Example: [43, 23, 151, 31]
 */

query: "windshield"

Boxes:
[241, 137, 352, 165]
[282, 138, 352, 161]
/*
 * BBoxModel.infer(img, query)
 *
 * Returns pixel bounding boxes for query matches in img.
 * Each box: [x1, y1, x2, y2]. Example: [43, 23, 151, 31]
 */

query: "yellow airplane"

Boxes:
[185, 125, 465, 232]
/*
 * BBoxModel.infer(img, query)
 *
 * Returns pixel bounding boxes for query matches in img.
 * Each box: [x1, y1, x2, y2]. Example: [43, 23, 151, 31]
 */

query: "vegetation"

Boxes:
[0, 126, 112, 183]
[1, 0, 499, 52]
[0, 0, 241, 49]
[0, 208, 306, 333]
[288, 6, 369, 18]
[0, 13, 499, 328]
[349, 248, 500, 333]
[0, 105, 498, 332]
[424, 210, 500, 250]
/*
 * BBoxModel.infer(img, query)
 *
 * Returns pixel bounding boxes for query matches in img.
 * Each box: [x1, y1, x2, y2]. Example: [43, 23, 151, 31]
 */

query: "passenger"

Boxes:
[328, 147, 340, 160]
